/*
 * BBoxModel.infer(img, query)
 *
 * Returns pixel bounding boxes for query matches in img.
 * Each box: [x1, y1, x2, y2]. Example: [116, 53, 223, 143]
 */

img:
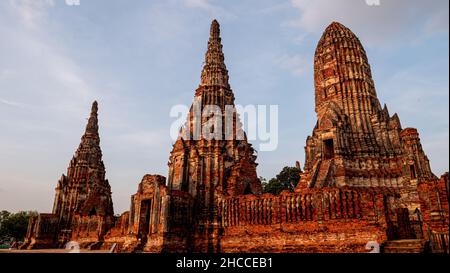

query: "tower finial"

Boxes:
[200, 20, 230, 88]
[85, 100, 99, 135]
[91, 100, 98, 115]
[210, 19, 220, 38]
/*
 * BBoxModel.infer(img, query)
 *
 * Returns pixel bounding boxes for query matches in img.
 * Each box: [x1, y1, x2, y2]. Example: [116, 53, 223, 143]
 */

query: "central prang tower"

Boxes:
[167, 20, 261, 252]
[168, 20, 261, 197]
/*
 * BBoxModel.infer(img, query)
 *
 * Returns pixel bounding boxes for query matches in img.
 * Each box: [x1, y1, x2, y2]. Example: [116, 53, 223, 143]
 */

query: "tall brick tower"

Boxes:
[298, 22, 434, 194]
[52, 101, 114, 231]
[168, 20, 261, 197]
[167, 20, 261, 251]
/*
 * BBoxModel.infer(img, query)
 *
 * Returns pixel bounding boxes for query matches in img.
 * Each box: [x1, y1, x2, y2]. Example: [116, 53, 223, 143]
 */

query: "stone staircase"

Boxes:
[87, 241, 103, 250]
[308, 159, 322, 188]
[382, 239, 430, 253]
[318, 159, 333, 187]
[121, 241, 138, 253]
[121, 238, 146, 253]
[309, 159, 334, 188]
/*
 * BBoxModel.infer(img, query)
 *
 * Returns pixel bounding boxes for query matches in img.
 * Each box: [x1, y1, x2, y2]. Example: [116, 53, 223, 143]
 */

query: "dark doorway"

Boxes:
[410, 164, 417, 179]
[138, 199, 152, 237]
[88, 207, 97, 216]
[323, 139, 334, 159]
[244, 183, 252, 195]
[396, 208, 415, 239]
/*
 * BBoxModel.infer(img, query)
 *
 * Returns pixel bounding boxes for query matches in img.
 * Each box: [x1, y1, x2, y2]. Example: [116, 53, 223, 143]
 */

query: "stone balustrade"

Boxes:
[218, 187, 393, 228]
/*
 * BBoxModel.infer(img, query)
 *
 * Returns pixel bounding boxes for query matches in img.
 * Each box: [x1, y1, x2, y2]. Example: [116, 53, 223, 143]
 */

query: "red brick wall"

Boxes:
[418, 173, 449, 234]
[219, 221, 387, 253]
[71, 215, 107, 245]
[216, 188, 393, 252]
[20, 214, 59, 249]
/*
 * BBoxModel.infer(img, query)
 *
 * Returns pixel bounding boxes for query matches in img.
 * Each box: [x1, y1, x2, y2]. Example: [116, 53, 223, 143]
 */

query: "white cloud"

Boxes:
[0, 0, 95, 116]
[289, 0, 449, 46]
[0, 98, 27, 108]
[182, 0, 235, 20]
[422, 131, 449, 177]
[0, 69, 15, 80]
[253, 2, 291, 15]
[276, 54, 308, 76]
[184, 0, 213, 10]
[378, 64, 448, 118]
[9, 0, 55, 29]
[424, 7, 450, 34]
[375, 62, 449, 175]
[0, 0, 101, 212]
[114, 131, 169, 149]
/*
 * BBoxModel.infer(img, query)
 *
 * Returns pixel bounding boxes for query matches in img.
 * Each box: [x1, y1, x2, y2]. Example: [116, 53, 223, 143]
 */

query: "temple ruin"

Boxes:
[21, 20, 449, 253]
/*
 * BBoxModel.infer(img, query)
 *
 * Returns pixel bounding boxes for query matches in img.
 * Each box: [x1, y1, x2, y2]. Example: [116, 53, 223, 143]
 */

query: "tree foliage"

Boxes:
[0, 210, 37, 241]
[262, 166, 301, 195]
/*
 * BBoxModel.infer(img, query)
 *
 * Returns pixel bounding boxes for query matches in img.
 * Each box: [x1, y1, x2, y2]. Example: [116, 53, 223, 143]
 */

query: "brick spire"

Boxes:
[171, 19, 260, 193]
[53, 101, 114, 229]
[75, 101, 101, 162]
[84, 100, 99, 137]
[200, 19, 230, 89]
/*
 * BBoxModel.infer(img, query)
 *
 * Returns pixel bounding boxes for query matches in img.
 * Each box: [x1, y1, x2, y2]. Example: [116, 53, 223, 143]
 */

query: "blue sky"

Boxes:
[0, 0, 448, 214]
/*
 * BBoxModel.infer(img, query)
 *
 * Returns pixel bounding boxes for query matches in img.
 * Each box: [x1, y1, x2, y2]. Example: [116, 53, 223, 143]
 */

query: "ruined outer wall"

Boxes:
[152, 190, 195, 253]
[20, 214, 59, 249]
[217, 188, 394, 253]
[417, 174, 449, 252]
[70, 215, 111, 247]
[418, 173, 449, 234]
[219, 221, 386, 253]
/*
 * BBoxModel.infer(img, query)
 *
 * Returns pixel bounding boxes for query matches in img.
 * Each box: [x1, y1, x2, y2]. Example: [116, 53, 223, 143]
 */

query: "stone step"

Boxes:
[384, 239, 426, 247]
[317, 159, 333, 186]
[383, 247, 424, 253]
[382, 240, 429, 253]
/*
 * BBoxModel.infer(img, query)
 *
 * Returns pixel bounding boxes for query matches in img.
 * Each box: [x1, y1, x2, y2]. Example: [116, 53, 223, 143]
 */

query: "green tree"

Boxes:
[262, 166, 301, 195]
[0, 210, 11, 225]
[0, 211, 37, 241]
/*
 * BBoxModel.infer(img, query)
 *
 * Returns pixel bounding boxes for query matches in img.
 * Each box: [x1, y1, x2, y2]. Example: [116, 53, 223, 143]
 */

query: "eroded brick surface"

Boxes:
[21, 21, 449, 253]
